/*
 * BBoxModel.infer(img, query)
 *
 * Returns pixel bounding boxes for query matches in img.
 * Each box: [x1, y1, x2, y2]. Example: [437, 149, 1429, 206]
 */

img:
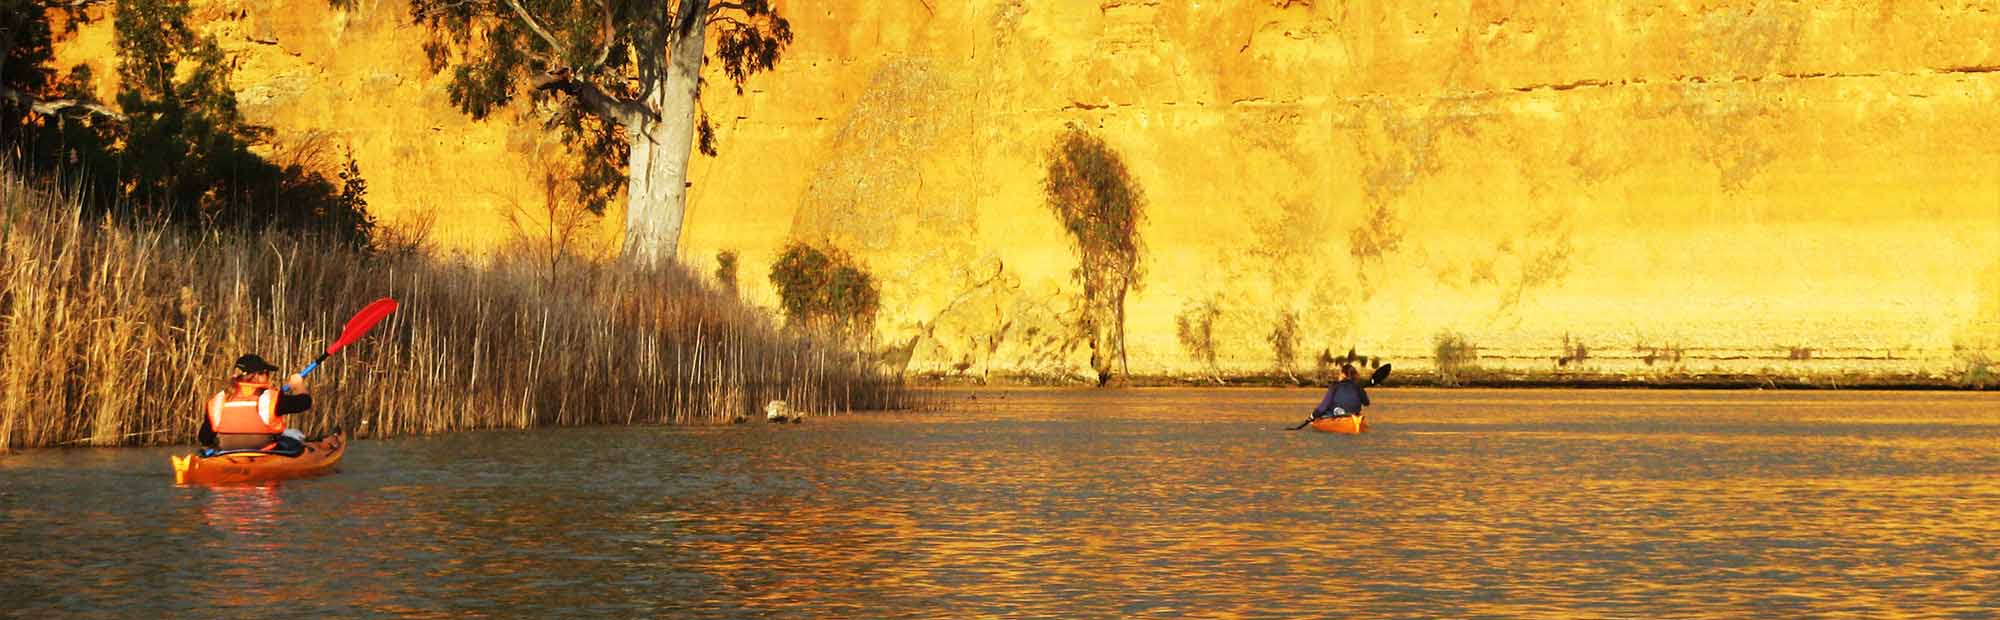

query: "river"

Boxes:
[3, 388, 1996, 618]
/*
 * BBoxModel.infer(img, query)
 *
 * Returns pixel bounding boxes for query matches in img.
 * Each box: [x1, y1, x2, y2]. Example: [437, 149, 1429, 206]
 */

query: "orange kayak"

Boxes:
[1308, 415, 1366, 434]
[171, 434, 347, 485]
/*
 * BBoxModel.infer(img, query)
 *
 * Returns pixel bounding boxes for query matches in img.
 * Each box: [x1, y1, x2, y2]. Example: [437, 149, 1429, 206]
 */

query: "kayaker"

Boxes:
[1311, 363, 1370, 419]
[198, 354, 313, 452]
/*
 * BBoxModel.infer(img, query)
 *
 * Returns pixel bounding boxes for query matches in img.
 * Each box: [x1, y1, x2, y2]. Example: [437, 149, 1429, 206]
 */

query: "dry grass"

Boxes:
[0, 166, 908, 451]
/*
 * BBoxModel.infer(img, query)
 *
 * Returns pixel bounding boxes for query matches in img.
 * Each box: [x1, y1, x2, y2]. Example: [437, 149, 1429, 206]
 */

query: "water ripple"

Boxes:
[2, 388, 1996, 618]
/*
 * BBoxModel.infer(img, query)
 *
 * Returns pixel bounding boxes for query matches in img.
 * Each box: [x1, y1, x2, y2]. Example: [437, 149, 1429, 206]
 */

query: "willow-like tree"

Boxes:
[405, 0, 792, 264]
[1044, 125, 1144, 386]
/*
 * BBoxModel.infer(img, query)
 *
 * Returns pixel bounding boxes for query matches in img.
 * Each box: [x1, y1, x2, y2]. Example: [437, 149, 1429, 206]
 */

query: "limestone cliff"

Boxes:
[50, 0, 2000, 378]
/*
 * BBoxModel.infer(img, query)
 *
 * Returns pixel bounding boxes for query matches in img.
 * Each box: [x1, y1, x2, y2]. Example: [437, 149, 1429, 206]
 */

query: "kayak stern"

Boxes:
[1308, 415, 1367, 434]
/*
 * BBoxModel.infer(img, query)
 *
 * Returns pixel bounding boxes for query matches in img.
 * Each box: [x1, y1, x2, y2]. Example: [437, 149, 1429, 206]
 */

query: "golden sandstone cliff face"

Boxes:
[55, 0, 2000, 377]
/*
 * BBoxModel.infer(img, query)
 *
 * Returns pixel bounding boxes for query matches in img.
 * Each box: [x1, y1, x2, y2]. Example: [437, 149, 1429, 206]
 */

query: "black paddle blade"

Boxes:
[1370, 363, 1392, 386]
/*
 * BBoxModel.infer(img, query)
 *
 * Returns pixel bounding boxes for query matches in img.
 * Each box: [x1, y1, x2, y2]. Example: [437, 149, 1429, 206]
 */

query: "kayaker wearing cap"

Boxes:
[198, 354, 313, 452]
[1310, 363, 1370, 420]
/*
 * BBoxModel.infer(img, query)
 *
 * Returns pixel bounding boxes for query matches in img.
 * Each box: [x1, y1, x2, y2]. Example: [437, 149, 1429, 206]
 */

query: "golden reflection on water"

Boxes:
[637, 389, 2000, 619]
[0, 388, 1995, 618]
[195, 484, 290, 609]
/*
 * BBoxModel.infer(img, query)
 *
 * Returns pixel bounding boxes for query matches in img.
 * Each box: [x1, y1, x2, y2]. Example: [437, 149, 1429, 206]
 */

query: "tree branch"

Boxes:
[504, 0, 566, 55]
[0, 84, 125, 121]
[706, 14, 748, 29]
[531, 69, 652, 125]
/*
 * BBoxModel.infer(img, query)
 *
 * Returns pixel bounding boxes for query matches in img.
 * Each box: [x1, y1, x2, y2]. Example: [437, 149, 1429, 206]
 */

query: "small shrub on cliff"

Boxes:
[1637, 342, 1685, 367]
[716, 250, 739, 294]
[1955, 344, 1994, 389]
[1174, 298, 1221, 381]
[769, 241, 880, 339]
[1434, 331, 1478, 386]
[1558, 333, 1589, 368]
[1268, 310, 1300, 380]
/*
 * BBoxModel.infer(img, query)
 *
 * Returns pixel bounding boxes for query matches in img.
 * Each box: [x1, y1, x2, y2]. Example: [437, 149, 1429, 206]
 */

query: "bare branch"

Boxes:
[0, 85, 126, 121]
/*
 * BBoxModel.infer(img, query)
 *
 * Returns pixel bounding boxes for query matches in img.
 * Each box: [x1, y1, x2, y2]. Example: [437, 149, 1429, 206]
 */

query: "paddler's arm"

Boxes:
[275, 374, 312, 415]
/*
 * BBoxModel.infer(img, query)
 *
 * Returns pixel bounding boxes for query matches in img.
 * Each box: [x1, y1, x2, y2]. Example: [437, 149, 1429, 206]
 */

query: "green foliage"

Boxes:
[1433, 331, 1478, 386]
[3, 0, 374, 245]
[715, 249, 739, 294]
[1174, 298, 1221, 379]
[1955, 345, 1994, 389]
[1268, 310, 1299, 377]
[769, 242, 879, 339]
[406, 0, 793, 215]
[1044, 124, 1144, 384]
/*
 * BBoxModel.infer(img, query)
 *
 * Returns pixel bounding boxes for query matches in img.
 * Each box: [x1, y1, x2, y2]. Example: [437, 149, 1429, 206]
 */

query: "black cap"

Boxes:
[233, 354, 281, 374]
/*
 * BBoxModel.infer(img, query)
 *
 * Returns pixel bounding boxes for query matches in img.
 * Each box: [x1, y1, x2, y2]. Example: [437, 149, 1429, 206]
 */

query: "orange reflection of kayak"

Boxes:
[1308, 415, 1366, 434]
[171, 434, 347, 485]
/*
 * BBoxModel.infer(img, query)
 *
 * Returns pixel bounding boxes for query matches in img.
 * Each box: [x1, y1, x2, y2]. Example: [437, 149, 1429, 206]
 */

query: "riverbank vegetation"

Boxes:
[913, 367, 1987, 391]
[0, 166, 909, 451]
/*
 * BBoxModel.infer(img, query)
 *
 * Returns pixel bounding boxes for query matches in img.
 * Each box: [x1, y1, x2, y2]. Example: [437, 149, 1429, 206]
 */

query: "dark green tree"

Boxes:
[3, 0, 373, 244]
[1044, 124, 1145, 386]
[1, 1, 119, 123]
[403, 0, 793, 264]
[2, 0, 121, 169]
[769, 241, 879, 340]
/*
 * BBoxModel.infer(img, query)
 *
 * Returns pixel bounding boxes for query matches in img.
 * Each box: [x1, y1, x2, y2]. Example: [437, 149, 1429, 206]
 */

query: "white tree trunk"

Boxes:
[621, 2, 710, 265]
[622, 117, 688, 264]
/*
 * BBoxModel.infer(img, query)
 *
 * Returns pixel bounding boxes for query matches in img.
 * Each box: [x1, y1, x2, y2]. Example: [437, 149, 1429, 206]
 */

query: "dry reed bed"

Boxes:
[0, 168, 907, 451]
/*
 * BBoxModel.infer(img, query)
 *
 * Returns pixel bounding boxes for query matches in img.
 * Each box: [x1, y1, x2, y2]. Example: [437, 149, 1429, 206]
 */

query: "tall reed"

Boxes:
[0, 165, 909, 451]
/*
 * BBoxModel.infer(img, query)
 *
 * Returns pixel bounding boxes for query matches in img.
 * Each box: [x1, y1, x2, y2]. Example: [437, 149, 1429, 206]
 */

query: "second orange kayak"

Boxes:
[1308, 415, 1366, 434]
[171, 434, 347, 485]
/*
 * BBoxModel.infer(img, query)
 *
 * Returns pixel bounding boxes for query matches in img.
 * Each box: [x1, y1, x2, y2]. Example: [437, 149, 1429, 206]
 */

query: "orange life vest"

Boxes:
[207, 379, 285, 436]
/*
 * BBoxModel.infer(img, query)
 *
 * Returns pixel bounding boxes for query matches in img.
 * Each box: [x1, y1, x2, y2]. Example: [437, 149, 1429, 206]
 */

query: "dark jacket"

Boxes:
[198, 393, 312, 448]
[1313, 380, 1369, 418]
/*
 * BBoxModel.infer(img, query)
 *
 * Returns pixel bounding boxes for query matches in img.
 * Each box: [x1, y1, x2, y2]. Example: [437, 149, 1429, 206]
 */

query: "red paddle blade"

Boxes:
[326, 297, 398, 355]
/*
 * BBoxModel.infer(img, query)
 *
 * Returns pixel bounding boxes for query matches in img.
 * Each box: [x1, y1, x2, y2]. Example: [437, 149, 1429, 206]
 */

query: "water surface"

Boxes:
[3, 388, 1996, 618]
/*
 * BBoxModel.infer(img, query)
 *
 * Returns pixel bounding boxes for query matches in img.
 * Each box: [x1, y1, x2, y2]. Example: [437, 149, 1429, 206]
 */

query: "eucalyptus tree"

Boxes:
[1044, 125, 1146, 386]
[405, 0, 792, 264]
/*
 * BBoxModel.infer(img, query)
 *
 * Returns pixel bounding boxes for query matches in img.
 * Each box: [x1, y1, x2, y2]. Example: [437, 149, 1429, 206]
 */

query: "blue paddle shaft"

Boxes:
[281, 354, 330, 394]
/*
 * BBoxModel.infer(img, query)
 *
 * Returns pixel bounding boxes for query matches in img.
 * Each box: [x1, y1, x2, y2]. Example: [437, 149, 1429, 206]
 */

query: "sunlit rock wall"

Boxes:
[54, 0, 2000, 377]
[52, 0, 593, 251]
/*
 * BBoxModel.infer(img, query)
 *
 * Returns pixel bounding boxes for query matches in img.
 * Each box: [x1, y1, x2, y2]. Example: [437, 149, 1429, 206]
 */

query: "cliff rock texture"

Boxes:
[53, 0, 2000, 377]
